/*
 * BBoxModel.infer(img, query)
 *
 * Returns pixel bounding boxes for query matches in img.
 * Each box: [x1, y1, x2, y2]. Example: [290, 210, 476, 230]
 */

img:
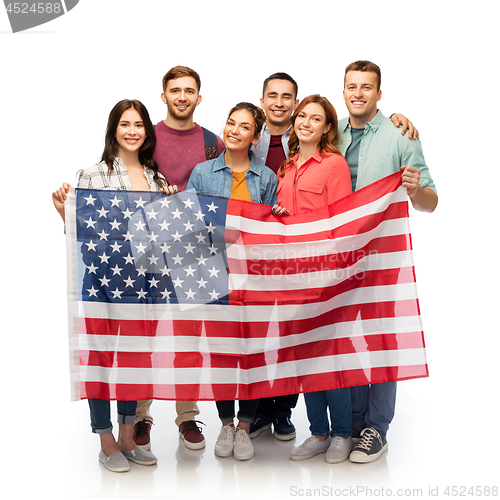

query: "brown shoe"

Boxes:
[179, 420, 206, 450]
[133, 419, 152, 451]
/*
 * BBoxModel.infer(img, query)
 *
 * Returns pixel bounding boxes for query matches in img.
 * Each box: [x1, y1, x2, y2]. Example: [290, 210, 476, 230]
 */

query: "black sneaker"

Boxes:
[349, 427, 388, 463]
[273, 416, 296, 441]
[249, 416, 272, 439]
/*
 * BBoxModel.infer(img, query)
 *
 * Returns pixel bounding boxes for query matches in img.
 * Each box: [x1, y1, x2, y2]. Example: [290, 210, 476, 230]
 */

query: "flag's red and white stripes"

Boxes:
[66, 172, 428, 402]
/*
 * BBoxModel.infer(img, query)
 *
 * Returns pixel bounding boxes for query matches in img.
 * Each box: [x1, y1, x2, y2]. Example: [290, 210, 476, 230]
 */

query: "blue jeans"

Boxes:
[255, 394, 299, 420]
[350, 382, 397, 439]
[216, 399, 260, 424]
[88, 399, 137, 435]
[304, 388, 351, 437]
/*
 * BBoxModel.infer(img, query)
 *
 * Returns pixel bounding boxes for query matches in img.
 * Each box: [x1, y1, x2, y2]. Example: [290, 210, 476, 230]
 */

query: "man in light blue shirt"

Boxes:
[339, 60, 438, 465]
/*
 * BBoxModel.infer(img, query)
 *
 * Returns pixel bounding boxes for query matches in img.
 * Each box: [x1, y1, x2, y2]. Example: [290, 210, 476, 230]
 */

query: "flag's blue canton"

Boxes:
[76, 189, 230, 305]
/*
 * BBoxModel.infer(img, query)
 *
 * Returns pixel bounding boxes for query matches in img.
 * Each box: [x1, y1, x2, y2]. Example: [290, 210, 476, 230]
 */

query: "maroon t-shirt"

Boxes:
[265, 134, 287, 174]
[153, 121, 225, 191]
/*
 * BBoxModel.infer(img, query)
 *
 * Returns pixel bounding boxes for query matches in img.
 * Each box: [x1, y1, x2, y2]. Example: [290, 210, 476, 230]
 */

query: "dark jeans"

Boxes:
[216, 399, 260, 424]
[88, 399, 137, 435]
[255, 394, 299, 420]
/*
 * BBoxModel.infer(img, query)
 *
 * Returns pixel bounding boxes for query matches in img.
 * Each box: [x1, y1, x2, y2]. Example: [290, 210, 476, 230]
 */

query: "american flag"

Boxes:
[65, 172, 428, 402]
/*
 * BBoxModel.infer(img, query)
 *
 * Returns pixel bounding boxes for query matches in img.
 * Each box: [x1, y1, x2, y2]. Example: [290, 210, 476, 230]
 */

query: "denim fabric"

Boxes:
[88, 399, 137, 435]
[338, 110, 436, 193]
[186, 151, 278, 206]
[255, 394, 299, 419]
[216, 399, 260, 424]
[304, 388, 352, 438]
[252, 123, 291, 165]
[350, 382, 396, 439]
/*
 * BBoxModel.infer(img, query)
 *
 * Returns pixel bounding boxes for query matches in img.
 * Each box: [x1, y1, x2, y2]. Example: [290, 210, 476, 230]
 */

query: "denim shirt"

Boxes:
[338, 110, 436, 193]
[186, 150, 278, 206]
[252, 123, 291, 165]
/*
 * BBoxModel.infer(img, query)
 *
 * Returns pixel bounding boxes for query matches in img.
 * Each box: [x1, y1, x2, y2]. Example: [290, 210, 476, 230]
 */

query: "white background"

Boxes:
[1, 1, 498, 499]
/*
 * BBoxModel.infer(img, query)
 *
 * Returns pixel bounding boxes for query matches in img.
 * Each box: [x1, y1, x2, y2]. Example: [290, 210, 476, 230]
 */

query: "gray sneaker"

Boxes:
[290, 435, 331, 461]
[326, 436, 353, 463]
[99, 450, 130, 472]
[120, 447, 158, 466]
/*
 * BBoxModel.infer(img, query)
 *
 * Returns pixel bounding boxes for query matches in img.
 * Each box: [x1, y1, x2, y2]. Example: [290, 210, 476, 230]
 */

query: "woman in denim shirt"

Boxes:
[186, 102, 277, 461]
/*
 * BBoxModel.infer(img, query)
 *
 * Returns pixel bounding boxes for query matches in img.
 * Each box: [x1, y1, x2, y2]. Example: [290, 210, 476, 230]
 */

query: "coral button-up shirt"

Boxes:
[277, 150, 352, 215]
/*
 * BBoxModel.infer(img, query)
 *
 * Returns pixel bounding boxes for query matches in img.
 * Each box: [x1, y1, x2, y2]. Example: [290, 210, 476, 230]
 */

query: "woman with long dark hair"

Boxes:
[52, 99, 170, 472]
[273, 95, 354, 465]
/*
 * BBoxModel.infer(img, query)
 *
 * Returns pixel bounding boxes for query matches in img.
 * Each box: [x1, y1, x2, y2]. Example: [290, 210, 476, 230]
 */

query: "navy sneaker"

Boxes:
[273, 416, 296, 441]
[249, 416, 272, 439]
[349, 427, 388, 463]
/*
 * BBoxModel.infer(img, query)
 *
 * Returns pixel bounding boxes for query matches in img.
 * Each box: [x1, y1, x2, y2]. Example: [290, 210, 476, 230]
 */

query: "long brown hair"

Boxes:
[279, 94, 342, 177]
[101, 99, 166, 188]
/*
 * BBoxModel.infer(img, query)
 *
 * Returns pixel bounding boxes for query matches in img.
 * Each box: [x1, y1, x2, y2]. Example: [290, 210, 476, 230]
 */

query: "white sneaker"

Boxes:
[233, 428, 254, 461]
[214, 425, 234, 458]
[290, 435, 331, 461]
[326, 436, 352, 463]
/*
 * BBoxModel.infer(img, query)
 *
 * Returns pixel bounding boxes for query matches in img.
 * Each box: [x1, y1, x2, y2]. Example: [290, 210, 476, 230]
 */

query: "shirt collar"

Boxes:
[213, 150, 261, 175]
[343, 109, 384, 133]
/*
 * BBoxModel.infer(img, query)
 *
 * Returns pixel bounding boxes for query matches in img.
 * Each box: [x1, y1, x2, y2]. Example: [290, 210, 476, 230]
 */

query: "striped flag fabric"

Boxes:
[65, 171, 428, 402]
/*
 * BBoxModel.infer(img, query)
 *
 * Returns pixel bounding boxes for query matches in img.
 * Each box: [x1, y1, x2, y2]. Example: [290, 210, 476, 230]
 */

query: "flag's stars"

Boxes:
[173, 276, 184, 288]
[184, 265, 196, 277]
[159, 197, 172, 208]
[123, 253, 135, 265]
[148, 277, 159, 288]
[160, 288, 172, 299]
[99, 276, 111, 287]
[158, 220, 171, 231]
[160, 265, 171, 276]
[134, 220, 146, 232]
[172, 208, 183, 219]
[111, 287, 123, 299]
[208, 289, 220, 301]
[136, 289, 147, 299]
[148, 232, 158, 243]
[147, 208, 158, 220]
[206, 222, 216, 234]
[87, 286, 98, 297]
[183, 221, 194, 232]
[159, 243, 171, 253]
[110, 264, 123, 276]
[195, 232, 206, 243]
[110, 196, 121, 207]
[208, 266, 220, 277]
[87, 263, 98, 274]
[97, 207, 108, 218]
[148, 254, 159, 266]
[196, 255, 208, 266]
[207, 202, 218, 213]
[194, 210, 205, 221]
[98, 252, 110, 264]
[137, 266, 147, 276]
[184, 242, 195, 254]
[196, 277, 208, 289]
[97, 229, 109, 241]
[135, 242, 147, 254]
[208, 244, 218, 255]
[122, 208, 134, 219]
[172, 254, 184, 266]
[183, 198, 195, 209]
[84, 194, 96, 205]
[172, 231, 182, 242]
[85, 240, 97, 252]
[124, 276, 136, 288]
[110, 242, 122, 253]
[135, 197, 146, 208]
[110, 219, 121, 230]
[85, 217, 96, 229]
[185, 288, 196, 300]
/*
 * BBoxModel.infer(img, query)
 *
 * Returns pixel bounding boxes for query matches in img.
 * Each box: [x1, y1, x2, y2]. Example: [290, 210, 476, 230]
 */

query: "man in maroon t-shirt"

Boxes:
[134, 66, 225, 453]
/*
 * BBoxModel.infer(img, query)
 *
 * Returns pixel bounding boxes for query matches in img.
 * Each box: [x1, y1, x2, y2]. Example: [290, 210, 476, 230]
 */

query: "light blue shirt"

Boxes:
[338, 110, 436, 193]
[186, 151, 278, 206]
[252, 123, 291, 165]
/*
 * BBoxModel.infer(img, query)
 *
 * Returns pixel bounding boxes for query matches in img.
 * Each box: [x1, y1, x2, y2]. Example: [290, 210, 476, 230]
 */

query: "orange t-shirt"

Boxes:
[231, 169, 251, 202]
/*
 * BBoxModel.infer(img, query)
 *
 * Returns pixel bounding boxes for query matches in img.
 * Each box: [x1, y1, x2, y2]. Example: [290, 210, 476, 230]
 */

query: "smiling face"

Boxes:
[260, 79, 298, 134]
[294, 102, 331, 148]
[343, 70, 382, 127]
[161, 75, 202, 122]
[223, 108, 259, 153]
[115, 107, 146, 158]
